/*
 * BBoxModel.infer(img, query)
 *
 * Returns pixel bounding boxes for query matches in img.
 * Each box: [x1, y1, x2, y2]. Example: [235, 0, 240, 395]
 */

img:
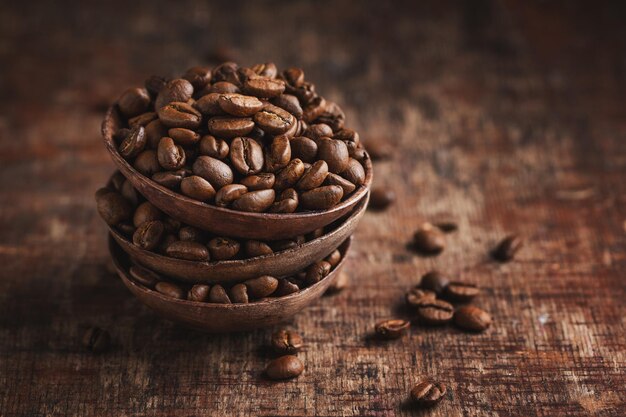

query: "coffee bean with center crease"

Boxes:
[245, 275, 278, 298]
[413, 224, 445, 254]
[199, 135, 229, 159]
[168, 127, 200, 146]
[300, 185, 344, 210]
[241, 173, 275, 190]
[492, 235, 523, 262]
[192, 156, 234, 189]
[323, 173, 356, 196]
[454, 306, 492, 332]
[183, 66, 212, 90]
[208, 237, 240, 260]
[118, 87, 151, 118]
[187, 284, 210, 302]
[272, 329, 303, 354]
[133, 220, 164, 250]
[244, 77, 285, 99]
[305, 123, 333, 141]
[416, 299, 454, 325]
[155, 281, 185, 299]
[215, 184, 248, 207]
[368, 187, 395, 210]
[155, 78, 194, 109]
[230, 137, 264, 175]
[253, 103, 295, 135]
[265, 355, 304, 380]
[152, 170, 187, 189]
[274, 159, 305, 191]
[158, 102, 202, 129]
[133, 150, 160, 176]
[180, 175, 216, 202]
[252, 62, 278, 78]
[245, 240, 274, 257]
[82, 327, 111, 353]
[269, 188, 299, 213]
[129, 265, 160, 288]
[420, 271, 449, 295]
[444, 282, 479, 302]
[375, 319, 410, 339]
[232, 189, 276, 212]
[290, 137, 318, 163]
[341, 157, 365, 185]
[157, 137, 186, 170]
[144, 75, 169, 97]
[411, 380, 447, 407]
[118, 126, 147, 159]
[282, 67, 305, 87]
[209, 284, 231, 303]
[271, 94, 303, 119]
[133, 201, 162, 227]
[305, 260, 331, 285]
[265, 135, 291, 172]
[207, 116, 255, 138]
[405, 287, 436, 307]
[218, 93, 264, 116]
[166, 240, 210, 261]
[230, 283, 249, 303]
[297, 160, 328, 191]
[208, 81, 240, 94]
[96, 191, 132, 226]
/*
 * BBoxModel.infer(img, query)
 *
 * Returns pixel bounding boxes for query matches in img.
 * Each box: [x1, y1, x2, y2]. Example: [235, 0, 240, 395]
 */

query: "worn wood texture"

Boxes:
[0, 0, 625, 415]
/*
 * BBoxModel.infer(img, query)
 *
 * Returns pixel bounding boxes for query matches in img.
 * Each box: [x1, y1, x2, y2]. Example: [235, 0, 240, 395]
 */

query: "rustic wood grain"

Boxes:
[0, 0, 625, 416]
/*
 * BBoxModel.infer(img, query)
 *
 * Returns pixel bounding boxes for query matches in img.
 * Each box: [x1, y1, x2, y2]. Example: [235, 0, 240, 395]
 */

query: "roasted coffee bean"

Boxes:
[282, 67, 305, 87]
[444, 282, 479, 302]
[334, 128, 360, 144]
[366, 139, 392, 160]
[271, 94, 303, 119]
[118, 87, 151, 118]
[118, 126, 147, 159]
[305, 260, 331, 285]
[411, 380, 447, 407]
[296, 160, 328, 191]
[316, 102, 345, 131]
[195, 92, 224, 115]
[341, 157, 365, 185]
[420, 271, 449, 295]
[290, 136, 318, 163]
[116, 221, 135, 236]
[128, 112, 157, 128]
[157, 137, 186, 170]
[230, 283, 249, 303]
[145, 119, 168, 148]
[245, 275, 278, 298]
[187, 284, 210, 302]
[192, 156, 234, 189]
[268, 188, 299, 213]
[212, 62, 241, 84]
[271, 329, 303, 354]
[157, 233, 177, 254]
[323, 173, 356, 196]
[368, 187, 395, 210]
[82, 327, 111, 353]
[302, 96, 327, 123]
[416, 299, 454, 325]
[133, 201, 162, 227]
[434, 221, 458, 233]
[155, 78, 194, 109]
[308, 227, 325, 240]
[158, 102, 202, 129]
[199, 135, 229, 159]
[405, 287, 436, 308]
[271, 239, 299, 252]
[133, 150, 160, 176]
[183, 66, 212, 90]
[304, 123, 333, 140]
[155, 281, 185, 299]
[96, 191, 132, 226]
[152, 170, 186, 189]
[325, 249, 341, 267]
[300, 185, 344, 211]
[265, 135, 291, 172]
[252, 62, 277, 78]
[114, 127, 131, 143]
[145, 75, 169, 97]
[289, 81, 317, 105]
[217, 93, 263, 116]
[230, 137, 264, 175]
[241, 173, 275, 190]
[454, 306, 492, 332]
[133, 220, 164, 250]
[275, 279, 300, 296]
[231, 189, 275, 212]
[168, 127, 200, 146]
[208, 81, 240, 94]
[180, 175, 216, 202]
[178, 226, 206, 242]
[254, 103, 295, 135]
[274, 159, 305, 191]
[413, 224, 445, 254]
[209, 284, 231, 303]
[215, 184, 248, 207]
[244, 240, 274, 257]
[244, 77, 285, 99]
[265, 355, 304, 380]
[492, 235, 523, 262]
[166, 240, 210, 261]
[348, 144, 368, 162]
[375, 319, 410, 339]
[208, 237, 240, 260]
[207, 116, 255, 138]
[325, 271, 348, 295]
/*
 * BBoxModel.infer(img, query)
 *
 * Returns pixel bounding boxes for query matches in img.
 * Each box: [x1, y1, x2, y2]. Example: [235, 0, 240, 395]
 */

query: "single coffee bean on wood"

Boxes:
[444, 282, 479, 302]
[82, 327, 111, 353]
[155, 281, 185, 300]
[375, 319, 410, 339]
[265, 355, 304, 380]
[420, 271, 449, 295]
[416, 299, 454, 325]
[454, 305, 492, 332]
[271, 329, 303, 354]
[368, 187, 395, 210]
[492, 235, 523, 262]
[410, 380, 447, 407]
[413, 224, 446, 254]
[405, 287, 436, 308]
[434, 221, 458, 233]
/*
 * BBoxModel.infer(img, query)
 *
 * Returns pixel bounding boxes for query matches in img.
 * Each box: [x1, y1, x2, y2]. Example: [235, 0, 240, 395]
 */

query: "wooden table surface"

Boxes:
[1, 1, 625, 416]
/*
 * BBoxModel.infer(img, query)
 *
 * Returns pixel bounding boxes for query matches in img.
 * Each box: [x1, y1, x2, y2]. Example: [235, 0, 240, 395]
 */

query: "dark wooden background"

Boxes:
[1, 1, 625, 416]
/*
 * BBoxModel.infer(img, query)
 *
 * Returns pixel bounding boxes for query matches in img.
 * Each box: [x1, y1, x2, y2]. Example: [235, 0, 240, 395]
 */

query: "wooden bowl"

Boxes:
[109, 234, 351, 332]
[102, 106, 373, 240]
[110, 192, 367, 284]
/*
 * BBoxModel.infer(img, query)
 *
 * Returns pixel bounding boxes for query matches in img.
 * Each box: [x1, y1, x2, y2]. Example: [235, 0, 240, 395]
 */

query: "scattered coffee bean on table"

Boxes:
[375, 319, 410, 339]
[410, 380, 447, 407]
[82, 327, 111, 353]
[368, 187, 396, 211]
[271, 329, 303, 354]
[265, 355, 304, 380]
[492, 234, 523, 262]
[444, 281, 479, 302]
[454, 305, 492, 332]
[412, 223, 445, 254]
[416, 299, 454, 325]
[405, 287, 436, 307]
[419, 270, 449, 295]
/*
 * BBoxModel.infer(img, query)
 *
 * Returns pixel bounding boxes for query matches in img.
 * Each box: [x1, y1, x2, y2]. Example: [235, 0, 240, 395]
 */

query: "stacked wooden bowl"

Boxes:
[98, 84, 372, 331]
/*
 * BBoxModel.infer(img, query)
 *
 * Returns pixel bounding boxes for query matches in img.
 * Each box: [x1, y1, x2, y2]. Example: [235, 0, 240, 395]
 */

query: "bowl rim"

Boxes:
[102, 105, 373, 220]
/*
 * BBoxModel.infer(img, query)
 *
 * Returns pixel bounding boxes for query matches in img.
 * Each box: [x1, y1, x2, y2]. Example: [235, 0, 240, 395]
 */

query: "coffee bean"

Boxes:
[82, 326, 111, 353]
[368, 187, 395, 210]
[229, 283, 249, 303]
[268, 188, 299, 213]
[96, 191, 132, 226]
[209, 284, 231, 303]
[305, 260, 331, 285]
[297, 160, 328, 191]
[274, 159, 305, 191]
[302, 96, 327, 123]
[118, 87, 151, 118]
[187, 284, 210, 302]
[413, 224, 445, 254]
[454, 305, 492, 332]
[208, 237, 240, 260]
[195, 93, 224, 115]
[304, 123, 333, 140]
[317, 138, 350, 174]
[158, 102, 202, 129]
[325, 271, 348, 295]
[215, 184, 248, 207]
[265, 135, 291, 172]
[212, 62, 241, 85]
[163, 217, 182, 234]
[207, 116, 255, 138]
[199, 135, 229, 159]
[118, 126, 147, 159]
[132, 220, 164, 250]
[492, 235, 522, 262]
[300, 185, 344, 211]
[375, 319, 410, 339]
[244, 240, 274, 257]
[155, 78, 194, 109]
[290, 136, 318, 163]
[178, 226, 206, 242]
[192, 156, 234, 189]
[316, 102, 345, 131]
[133, 201, 162, 227]
[254, 103, 295, 135]
[334, 128, 360, 144]
[145, 119, 168, 148]
[183, 66, 212, 90]
[271, 239, 299, 252]
[208, 81, 240, 94]
[230, 137, 264, 175]
[155, 281, 185, 299]
[325, 249, 341, 267]
[416, 299, 454, 325]
[244, 77, 285, 99]
[157, 137, 186, 170]
[252, 62, 277, 78]
[275, 278, 300, 296]
[265, 355, 304, 380]
[133, 150, 161, 176]
[434, 221, 458, 233]
[444, 282, 479, 302]
[217, 93, 263, 116]
[271, 94, 303, 119]
[152, 170, 186, 189]
[405, 287, 436, 308]
[323, 173, 356, 196]
[129, 265, 160, 288]
[128, 112, 157, 128]
[231, 189, 275, 212]
[244, 275, 278, 298]
[419, 271, 449, 295]
[145, 75, 169, 97]
[180, 175, 216, 202]
[347, 142, 368, 162]
[341, 157, 365, 185]
[282, 67, 305, 87]
[410, 380, 447, 407]
[166, 240, 210, 261]
[168, 127, 200, 146]
[271, 329, 303, 354]
[241, 173, 275, 190]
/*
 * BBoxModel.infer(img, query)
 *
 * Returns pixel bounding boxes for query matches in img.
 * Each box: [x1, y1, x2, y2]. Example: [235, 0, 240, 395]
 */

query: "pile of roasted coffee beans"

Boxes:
[112, 62, 369, 213]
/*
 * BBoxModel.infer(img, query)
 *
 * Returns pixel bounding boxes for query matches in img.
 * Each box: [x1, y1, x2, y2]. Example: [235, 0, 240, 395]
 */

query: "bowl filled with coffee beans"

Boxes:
[101, 62, 372, 240]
